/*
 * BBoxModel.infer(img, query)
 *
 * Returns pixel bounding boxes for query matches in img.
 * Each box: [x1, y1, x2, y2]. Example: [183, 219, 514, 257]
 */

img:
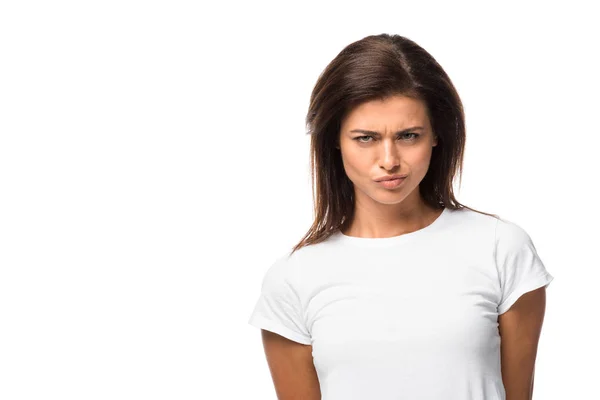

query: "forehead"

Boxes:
[342, 95, 429, 129]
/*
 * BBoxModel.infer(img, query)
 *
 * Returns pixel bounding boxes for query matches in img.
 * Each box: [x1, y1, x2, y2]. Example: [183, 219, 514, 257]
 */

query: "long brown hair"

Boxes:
[290, 33, 498, 255]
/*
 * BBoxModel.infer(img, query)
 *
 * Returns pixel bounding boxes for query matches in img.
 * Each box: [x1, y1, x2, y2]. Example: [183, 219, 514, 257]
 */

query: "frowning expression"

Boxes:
[338, 95, 438, 205]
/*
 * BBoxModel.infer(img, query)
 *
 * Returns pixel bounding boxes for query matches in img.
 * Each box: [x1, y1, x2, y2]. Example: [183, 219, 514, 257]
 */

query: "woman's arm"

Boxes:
[498, 286, 547, 400]
[261, 329, 321, 400]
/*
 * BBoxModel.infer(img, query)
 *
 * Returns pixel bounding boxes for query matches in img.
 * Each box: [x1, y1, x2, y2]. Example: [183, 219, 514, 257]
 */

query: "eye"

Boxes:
[402, 133, 419, 140]
[354, 135, 373, 143]
[353, 133, 420, 143]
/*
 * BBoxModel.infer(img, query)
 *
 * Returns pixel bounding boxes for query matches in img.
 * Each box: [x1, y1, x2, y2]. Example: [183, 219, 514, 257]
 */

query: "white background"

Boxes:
[0, 1, 597, 399]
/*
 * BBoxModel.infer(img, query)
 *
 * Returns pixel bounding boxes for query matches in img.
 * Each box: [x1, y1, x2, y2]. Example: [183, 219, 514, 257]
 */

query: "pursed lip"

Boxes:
[374, 174, 407, 182]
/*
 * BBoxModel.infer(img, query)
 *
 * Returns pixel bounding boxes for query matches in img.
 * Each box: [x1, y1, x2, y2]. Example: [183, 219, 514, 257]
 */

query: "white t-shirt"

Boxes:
[248, 207, 554, 400]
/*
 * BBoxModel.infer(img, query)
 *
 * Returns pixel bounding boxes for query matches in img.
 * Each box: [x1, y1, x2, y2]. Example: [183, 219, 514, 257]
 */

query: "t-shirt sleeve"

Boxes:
[248, 254, 312, 345]
[495, 218, 554, 315]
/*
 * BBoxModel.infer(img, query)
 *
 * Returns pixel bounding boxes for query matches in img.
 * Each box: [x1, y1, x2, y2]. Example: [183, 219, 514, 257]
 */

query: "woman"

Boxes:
[248, 33, 554, 400]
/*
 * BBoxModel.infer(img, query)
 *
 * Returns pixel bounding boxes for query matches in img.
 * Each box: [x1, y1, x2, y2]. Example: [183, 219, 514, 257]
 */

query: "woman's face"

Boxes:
[338, 94, 438, 206]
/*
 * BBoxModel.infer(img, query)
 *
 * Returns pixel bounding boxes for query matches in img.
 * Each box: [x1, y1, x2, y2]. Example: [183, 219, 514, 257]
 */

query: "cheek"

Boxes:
[417, 149, 434, 169]
[404, 147, 432, 167]
[341, 150, 371, 178]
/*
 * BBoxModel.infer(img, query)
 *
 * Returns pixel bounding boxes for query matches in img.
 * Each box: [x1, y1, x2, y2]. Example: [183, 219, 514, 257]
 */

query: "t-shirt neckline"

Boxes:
[333, 207, 450, 247]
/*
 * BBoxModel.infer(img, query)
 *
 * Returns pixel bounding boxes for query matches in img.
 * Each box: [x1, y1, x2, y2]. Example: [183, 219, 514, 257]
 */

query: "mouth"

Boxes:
[374, 174, 408, 182]
[375, 177, 406, 189]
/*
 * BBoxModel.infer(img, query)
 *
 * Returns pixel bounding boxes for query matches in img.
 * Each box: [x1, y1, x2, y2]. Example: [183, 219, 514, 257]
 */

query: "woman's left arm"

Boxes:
[498, 286, 547, 400]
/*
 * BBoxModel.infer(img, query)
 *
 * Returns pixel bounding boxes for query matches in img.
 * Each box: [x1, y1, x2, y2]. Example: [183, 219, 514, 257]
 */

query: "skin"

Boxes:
[261, 330, 321, 399]
[337, 94, 442, 237]
[498, 287, 547, 399]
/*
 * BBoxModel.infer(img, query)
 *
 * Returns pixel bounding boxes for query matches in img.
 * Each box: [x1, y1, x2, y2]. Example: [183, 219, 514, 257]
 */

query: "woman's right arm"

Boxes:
[261, 329, 321, 400]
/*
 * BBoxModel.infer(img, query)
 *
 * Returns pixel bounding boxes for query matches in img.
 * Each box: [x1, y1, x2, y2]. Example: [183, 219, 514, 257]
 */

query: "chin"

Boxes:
[374, 198, 407, 206]
[367, 191, 408, 205]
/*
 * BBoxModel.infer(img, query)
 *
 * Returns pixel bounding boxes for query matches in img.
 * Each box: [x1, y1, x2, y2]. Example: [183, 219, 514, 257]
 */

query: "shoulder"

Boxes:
[494, 217, 533, 250]
[262, 252, 299, 282]
[445, 207, 499, 236]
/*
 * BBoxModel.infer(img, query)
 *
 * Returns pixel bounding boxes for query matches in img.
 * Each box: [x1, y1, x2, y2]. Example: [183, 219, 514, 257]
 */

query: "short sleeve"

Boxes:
[495, 218, 554, 315]
[248, 254, 312, 345]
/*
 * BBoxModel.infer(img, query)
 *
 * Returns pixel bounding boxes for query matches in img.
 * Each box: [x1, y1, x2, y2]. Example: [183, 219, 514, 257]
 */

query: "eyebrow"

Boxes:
[350, 126, 425, 135]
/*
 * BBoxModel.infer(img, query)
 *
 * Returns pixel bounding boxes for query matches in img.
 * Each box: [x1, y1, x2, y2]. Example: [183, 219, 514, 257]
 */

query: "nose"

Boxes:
[378, 140, 400, 171]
